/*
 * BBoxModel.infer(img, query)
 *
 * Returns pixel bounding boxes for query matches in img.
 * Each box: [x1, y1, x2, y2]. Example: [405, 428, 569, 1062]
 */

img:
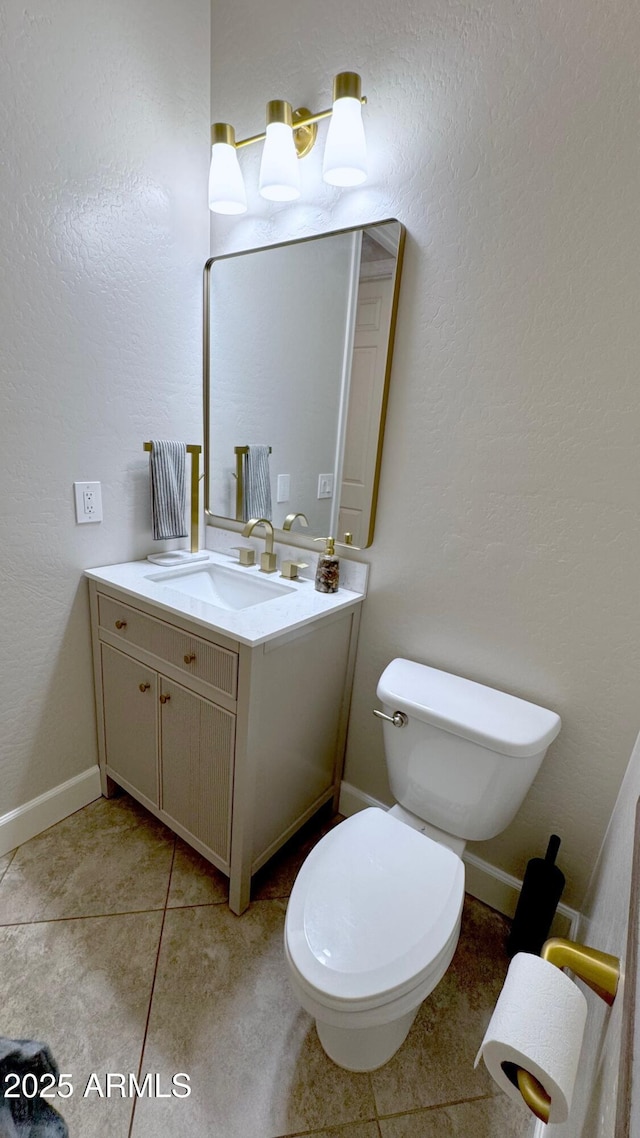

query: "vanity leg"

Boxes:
[228, 867, 251, 916]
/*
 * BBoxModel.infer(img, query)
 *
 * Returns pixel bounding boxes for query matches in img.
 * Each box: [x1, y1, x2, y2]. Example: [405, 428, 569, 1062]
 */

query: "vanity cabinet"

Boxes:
[89, 580, 360, 914]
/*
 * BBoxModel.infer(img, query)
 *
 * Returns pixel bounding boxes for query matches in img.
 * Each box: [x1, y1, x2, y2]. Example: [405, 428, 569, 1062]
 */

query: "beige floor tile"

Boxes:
[370, 896, 512, 1115]
[378, 1093, 532, 1136]
[0, 849, 16, 884]
[130, 901, 377, 1138]
[0, 795, 175, 923]
[286, 1125, 381, 1138]
[0, 909, 163, 1138]
[166, 837, 228, 908]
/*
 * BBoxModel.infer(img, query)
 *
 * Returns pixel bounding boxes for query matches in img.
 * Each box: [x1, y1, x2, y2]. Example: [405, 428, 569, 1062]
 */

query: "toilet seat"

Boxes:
[285, 808, 465, 1012]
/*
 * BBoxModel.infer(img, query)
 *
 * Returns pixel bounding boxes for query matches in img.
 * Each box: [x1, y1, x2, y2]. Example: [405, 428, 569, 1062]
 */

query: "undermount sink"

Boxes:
[145, 562, 296, 611]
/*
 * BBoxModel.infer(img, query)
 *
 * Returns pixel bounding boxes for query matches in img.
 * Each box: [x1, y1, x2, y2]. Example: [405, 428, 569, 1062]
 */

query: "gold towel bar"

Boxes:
[514, 938, 620, 1124]
[143, 442, 202, 554]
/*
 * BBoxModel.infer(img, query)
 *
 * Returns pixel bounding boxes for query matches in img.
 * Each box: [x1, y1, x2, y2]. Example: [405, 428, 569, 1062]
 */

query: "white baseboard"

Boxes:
[338, 781, 580, 937]
[0, 767, 102, 857]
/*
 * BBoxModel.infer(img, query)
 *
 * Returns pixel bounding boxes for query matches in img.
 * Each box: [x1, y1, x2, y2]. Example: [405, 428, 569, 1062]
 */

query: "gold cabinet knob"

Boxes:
[159, 693, 171, 704]
[184, 653, 196, 664]
[139, 682, 150, 692]
[115, 620, 127, 630]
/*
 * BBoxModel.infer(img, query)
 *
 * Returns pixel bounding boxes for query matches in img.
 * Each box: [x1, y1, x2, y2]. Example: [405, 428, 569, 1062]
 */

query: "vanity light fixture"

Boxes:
[209, 72, 368, 215]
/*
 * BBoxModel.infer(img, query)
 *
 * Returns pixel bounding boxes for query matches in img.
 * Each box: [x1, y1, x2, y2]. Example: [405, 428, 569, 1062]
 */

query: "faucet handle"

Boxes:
[280, 559, 309, 580]
[231, 546, 256, 567]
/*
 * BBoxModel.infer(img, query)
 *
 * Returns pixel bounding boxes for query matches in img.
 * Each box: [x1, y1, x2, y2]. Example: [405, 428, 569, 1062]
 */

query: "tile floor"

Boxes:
[0, 793, 533, 1137]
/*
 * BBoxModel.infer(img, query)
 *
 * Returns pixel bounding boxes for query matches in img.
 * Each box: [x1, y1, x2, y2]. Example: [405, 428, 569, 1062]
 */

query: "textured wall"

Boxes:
[210, 0, 640, 907]
[0, 1, 210, 814]
[553, 729, 640, 1138]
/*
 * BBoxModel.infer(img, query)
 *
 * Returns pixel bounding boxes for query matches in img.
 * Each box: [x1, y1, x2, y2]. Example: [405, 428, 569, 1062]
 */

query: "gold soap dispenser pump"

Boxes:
[313, 536, 340, 593]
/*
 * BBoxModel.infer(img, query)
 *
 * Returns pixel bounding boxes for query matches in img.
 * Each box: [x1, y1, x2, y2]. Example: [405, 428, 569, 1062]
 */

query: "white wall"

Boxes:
[0, 1, 210, 817]
[210, 0, 640, 908]
[551, 727, 640, 1138]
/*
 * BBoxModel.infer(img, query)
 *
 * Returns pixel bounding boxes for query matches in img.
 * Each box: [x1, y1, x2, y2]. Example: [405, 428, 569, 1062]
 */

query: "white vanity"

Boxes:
[86, 550, 364, 914]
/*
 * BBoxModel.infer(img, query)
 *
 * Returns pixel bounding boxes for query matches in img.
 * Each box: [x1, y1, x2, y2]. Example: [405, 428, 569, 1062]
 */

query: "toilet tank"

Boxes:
[376, 660, 561, 842]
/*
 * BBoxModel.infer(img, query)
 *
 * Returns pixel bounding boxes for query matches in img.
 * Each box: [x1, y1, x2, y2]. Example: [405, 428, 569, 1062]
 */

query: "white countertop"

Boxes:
[85, 550, 365, 647]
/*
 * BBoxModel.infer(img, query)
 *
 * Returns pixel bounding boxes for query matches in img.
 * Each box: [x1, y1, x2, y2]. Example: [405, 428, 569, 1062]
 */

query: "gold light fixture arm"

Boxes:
[232, 97, 367, 155]
[513, 938, 621, 1124]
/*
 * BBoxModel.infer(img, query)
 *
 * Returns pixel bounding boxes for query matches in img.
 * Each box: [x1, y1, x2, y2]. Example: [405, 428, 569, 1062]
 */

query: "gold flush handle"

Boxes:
[138, 682, 150, 692]
[159, 694, 171, 704]
[184, 653, 196, 664]
[115, 620, 127, 630]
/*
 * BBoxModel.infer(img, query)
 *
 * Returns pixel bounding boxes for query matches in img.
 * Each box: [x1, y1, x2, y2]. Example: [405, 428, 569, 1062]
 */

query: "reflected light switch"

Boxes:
[276, 474, 290, 503]
[317, 473, 334, 499]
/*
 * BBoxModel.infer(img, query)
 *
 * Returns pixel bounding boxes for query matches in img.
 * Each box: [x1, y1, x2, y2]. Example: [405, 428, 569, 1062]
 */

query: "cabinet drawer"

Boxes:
[98, 594, 238, 699]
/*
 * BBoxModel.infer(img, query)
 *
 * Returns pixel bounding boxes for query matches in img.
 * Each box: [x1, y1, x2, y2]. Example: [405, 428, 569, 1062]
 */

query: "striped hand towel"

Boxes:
[242, 445, 272, 522]
[149, 440, 188, 540]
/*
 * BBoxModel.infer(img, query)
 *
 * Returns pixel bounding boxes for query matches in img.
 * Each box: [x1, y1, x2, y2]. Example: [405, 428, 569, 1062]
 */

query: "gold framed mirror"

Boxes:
[204, 219, 405, 549]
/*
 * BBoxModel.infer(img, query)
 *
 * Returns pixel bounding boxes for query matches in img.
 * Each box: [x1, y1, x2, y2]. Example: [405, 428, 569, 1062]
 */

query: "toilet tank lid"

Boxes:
[377, 659, 561, 758]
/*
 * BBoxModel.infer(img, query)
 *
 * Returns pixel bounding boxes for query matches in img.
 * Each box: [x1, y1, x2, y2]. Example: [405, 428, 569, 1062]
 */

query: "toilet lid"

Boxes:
[285, 808, 465, 1004]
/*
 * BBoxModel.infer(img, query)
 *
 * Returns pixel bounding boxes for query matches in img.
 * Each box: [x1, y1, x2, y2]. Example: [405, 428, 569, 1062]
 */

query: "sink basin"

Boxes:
[146, 562, 296, 611]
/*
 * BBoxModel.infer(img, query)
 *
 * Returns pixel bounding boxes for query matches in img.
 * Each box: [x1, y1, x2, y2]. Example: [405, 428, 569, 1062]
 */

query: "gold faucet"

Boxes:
[283, 512, 309, 532]
[242, 517, 277, 573]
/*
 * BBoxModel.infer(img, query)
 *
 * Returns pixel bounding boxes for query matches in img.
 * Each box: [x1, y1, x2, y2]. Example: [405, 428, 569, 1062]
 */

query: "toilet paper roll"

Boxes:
[475, 952, 588, 1124]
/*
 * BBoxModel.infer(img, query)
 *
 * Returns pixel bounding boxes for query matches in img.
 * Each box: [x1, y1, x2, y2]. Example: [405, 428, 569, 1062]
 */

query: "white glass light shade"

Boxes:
[208, 142, 247, 215]
[259, 122, 301, 202]
[323, 96, 368, 187]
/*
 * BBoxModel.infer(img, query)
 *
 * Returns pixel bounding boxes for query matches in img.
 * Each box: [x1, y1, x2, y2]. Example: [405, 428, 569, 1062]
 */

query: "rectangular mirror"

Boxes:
[204, 218, 405, 548]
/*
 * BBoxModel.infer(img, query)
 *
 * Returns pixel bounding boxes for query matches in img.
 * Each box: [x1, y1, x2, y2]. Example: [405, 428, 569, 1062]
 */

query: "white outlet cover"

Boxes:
[74, 481, 103, 524]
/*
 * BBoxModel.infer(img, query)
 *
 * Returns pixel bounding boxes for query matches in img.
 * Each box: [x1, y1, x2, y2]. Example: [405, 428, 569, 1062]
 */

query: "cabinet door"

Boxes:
[101, 644, 159, 805]
[159, 678, 234, 863]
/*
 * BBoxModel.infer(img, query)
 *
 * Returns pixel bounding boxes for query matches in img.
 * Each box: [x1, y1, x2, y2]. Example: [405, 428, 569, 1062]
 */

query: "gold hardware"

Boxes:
[138, 682, 150, 692]
[266, 99, 293, 128]
[183, 653, 196, 664]
[280, 559, 309, 580]
[115, 620, 127, 630]
[513, 938, 621, 1122]
[230, 75, 367, 156]
[159, 694, 171, 704]
[541, 937, 620, 1004]
[343, 532, 353, 545]
[333, 71, 362, 102]
[242, 517, 277, 572]
[233, 446, 272, 522]
[144, 442, 201, 554]
[211, 122, 235, 147]
[283, 512, 309, 531]
[291, 108, 317, 158]
[231, 545, 256, 567]
[516, 1068, 551, 1125]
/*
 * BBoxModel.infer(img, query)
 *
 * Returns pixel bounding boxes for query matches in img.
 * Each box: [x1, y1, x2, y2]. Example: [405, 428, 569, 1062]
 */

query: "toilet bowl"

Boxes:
[284, 659, 561, 1071]
[284, 807, 465, 1070]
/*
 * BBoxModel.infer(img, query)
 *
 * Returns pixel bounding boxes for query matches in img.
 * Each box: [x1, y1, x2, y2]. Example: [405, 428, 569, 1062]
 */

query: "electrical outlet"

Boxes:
[317, 473, 334, 499]
[74, 481, 103, 524]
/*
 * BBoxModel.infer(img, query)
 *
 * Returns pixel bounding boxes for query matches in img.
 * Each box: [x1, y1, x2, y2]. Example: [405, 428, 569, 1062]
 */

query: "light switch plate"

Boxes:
[317, 473, 334, 499]
[276, 473, 290, 503]
[74, 481, 103, 524]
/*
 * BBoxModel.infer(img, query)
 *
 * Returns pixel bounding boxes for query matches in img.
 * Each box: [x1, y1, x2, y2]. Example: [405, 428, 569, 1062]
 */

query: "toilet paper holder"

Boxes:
[512, 937, 620, 1124]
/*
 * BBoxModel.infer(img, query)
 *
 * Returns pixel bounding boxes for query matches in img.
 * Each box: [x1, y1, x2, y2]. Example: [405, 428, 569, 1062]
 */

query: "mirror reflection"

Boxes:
[204, 219, 404, 548]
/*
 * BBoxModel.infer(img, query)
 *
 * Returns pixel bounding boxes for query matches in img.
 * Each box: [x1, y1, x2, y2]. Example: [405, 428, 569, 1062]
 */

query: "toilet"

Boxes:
[284, 658, 561, 1071]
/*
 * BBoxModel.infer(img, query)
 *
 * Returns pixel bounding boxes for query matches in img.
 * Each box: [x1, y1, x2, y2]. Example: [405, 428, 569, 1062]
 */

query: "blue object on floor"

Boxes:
[0, 1039, 68, 1137]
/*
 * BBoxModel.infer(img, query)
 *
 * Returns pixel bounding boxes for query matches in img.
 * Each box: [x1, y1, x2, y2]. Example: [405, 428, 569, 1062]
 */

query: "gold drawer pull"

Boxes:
[159, 693, 171, 704]
[184, 653, 196, 664]
[139, 682, 150, 692]
[114, 620, 127, 630]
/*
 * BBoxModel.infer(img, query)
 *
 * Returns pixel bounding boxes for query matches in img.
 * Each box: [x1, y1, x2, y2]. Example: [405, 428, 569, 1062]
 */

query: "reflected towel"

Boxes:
[149, 440, 188, 540]
[242, 445, 272, 522]
[0, 1038, 69, 1136]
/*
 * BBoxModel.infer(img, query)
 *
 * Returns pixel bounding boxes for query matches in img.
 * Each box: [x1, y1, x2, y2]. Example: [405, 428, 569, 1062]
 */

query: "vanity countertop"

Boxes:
[85, 550, 365, 647]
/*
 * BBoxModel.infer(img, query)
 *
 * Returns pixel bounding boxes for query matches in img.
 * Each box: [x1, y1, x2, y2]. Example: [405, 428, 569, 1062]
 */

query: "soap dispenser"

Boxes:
[313, 536, 340, 593]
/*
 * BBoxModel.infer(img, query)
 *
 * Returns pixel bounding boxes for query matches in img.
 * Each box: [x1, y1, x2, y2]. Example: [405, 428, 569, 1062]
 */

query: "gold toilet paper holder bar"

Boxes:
[512, 938, 620, 1124]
